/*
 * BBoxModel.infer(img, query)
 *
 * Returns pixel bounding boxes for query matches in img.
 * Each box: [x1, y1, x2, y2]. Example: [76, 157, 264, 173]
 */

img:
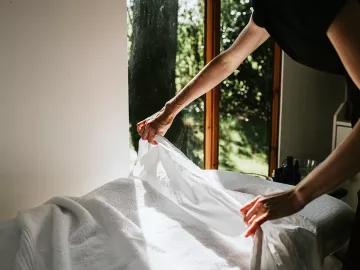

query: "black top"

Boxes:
[252, 0, 359, 124]
[252, 0, 346, 74]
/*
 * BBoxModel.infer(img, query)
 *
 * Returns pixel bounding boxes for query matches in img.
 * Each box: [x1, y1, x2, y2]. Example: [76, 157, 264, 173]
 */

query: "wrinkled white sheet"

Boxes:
[130, 136, 321, 269]
[8, 136, 321, 270]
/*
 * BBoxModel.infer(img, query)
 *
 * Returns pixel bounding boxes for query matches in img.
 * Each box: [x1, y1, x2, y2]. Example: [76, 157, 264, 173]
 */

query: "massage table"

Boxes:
[0, 170, 354, 270]
[0, 134, 356, 270]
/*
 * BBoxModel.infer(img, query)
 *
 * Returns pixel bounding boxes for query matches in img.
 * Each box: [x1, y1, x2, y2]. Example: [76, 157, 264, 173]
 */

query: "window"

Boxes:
[219, 0, 275, 175]
[128, 0, 205, 167]
[128, 0, 281, 174]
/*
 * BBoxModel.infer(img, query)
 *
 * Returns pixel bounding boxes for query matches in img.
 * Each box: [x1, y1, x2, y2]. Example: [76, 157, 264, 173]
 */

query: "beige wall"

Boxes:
[0, 0, 129, 220]
[279, 53, 346, 164]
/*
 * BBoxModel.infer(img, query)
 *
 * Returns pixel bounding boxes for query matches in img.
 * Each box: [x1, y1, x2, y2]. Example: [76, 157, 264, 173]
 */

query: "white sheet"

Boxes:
[4, 136, 322, 269]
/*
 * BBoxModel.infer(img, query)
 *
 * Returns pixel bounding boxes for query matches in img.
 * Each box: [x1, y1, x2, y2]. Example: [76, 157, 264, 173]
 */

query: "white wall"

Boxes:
[279, 53, 346, 163]
[0, 0, 129, 220]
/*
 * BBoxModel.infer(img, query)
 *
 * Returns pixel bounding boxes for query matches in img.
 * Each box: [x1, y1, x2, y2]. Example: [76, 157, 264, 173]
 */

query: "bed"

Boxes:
[0, 137, 355, 270]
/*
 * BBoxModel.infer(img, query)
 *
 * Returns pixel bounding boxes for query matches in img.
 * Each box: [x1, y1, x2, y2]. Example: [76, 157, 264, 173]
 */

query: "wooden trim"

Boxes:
[269, 43, 282, 175]
[204, 0, 221, 169]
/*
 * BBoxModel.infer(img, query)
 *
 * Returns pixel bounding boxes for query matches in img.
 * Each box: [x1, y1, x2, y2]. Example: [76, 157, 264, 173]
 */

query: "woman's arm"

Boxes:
[137, 17, 270, 143]
[298, 0, 360, 200]
[296, 121, 360, 204]
[241, 120, 360, 238]
[327, 0, 360, 88]
[240, 0, 360, 237]
[165, 17, 270, 116]
[297, 0, 360, 203]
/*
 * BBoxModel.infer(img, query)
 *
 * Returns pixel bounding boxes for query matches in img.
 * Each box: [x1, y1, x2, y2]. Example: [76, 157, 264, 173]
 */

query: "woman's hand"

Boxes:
[240, 189, 305, 237]
[137, 104, 175, 144]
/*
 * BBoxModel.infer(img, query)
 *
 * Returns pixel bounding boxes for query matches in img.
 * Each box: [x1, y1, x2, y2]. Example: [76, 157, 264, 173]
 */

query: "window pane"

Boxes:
[219, 1, 274, 175]
[127, 0, 205, 168]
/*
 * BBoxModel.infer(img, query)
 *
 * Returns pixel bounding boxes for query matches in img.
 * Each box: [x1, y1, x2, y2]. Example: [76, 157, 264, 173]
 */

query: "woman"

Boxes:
[137, 0, 360, 268]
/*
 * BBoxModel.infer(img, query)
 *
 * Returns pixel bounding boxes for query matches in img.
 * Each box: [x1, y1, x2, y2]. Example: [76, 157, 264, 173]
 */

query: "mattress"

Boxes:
[203, 169, 355, 258]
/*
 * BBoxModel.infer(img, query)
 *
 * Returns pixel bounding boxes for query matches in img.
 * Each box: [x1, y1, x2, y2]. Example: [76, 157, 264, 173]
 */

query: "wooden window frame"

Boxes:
[204, 0, 221, 170]
[270, 44, 282, 175]
[204, 0, 282, 175]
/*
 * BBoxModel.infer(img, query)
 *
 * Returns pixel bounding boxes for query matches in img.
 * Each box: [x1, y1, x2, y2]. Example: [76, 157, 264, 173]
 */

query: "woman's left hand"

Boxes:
[240, 189, 305, 237]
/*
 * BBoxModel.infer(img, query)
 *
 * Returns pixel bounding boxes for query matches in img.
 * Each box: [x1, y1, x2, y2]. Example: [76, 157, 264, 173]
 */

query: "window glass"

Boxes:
[127, 0, 205, 168]
[219, 0, 275, 175]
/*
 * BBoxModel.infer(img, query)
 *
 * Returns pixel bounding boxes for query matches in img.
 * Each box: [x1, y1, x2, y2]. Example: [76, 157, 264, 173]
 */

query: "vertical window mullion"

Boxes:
[270, 44, 282, 175]
[204, 0, 221, 170]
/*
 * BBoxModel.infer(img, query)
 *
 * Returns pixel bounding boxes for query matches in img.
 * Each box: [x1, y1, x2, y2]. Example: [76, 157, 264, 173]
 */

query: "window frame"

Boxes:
[204, 0, 221, 170]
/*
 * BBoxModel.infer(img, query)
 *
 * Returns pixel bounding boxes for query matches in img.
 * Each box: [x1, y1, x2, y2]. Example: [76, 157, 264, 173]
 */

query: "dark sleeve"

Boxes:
[252, 8, 265, 27]
[314, 0, 347, 32]
[251, 0, 266, 28]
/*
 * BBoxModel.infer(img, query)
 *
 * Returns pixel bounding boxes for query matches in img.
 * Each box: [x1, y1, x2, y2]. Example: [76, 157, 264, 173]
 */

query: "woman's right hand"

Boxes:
[137, 104, 175, 144]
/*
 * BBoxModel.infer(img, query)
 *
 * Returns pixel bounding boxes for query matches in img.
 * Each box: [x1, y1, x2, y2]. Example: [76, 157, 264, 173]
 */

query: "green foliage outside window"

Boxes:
[128, 0, 274, 175]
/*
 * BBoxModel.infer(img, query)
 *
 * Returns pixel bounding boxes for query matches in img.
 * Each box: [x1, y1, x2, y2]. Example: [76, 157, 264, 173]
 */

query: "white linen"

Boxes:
[0, 219, 20, 270]
[6, 136, 322, 269]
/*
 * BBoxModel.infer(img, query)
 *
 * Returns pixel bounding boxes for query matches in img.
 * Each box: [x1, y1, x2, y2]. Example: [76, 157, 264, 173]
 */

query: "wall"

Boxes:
[0, 0, 129, 220]
[279, 53, 346, 164]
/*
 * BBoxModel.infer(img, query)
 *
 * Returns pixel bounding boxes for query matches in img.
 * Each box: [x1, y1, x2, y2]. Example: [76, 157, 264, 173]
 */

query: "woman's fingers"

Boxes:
[240, 196, 261, 216]
[242, 189, 303, 237]
[147, 128, 158, 145]
[141, 124, 149, 140]
[247, 214, 258, 226]
[244, 212, 268, 237]
[244, 199, 264, 223]
[139, 124, 146, 136]
[137, 107, 173, 141]
[139, 122, 158, 144]
[137, 120, 146, 133]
